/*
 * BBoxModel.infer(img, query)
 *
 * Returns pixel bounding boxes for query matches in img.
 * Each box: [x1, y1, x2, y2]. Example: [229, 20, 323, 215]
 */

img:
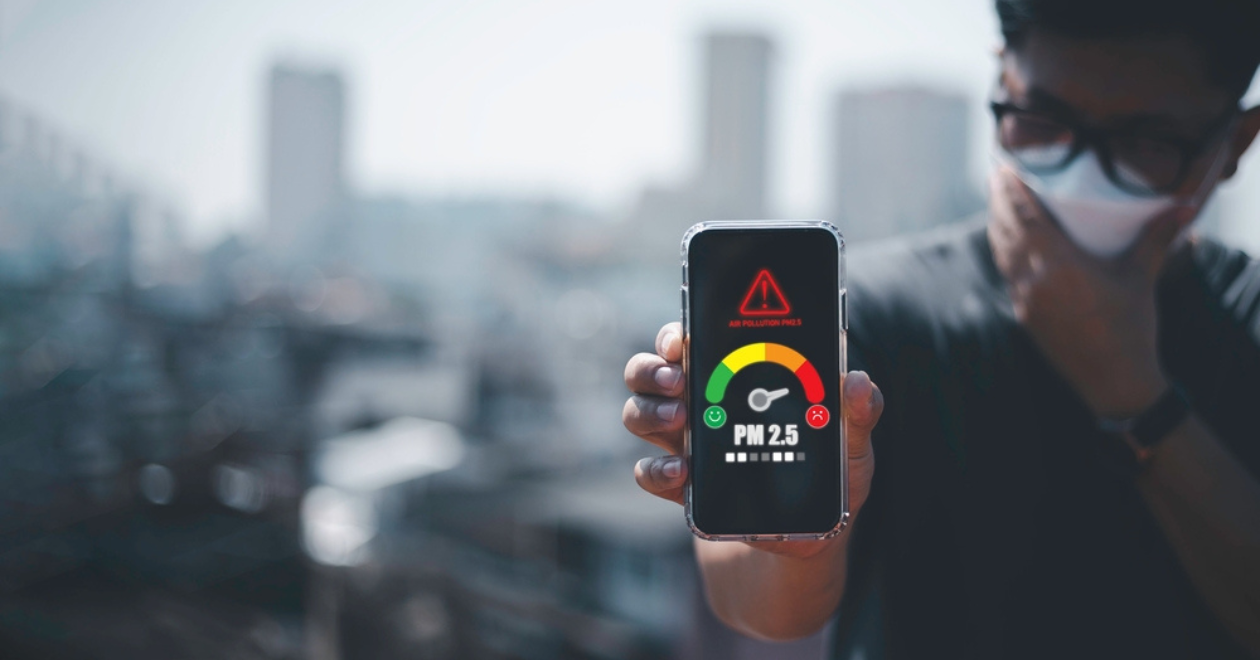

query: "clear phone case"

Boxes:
[680, 219, 848, 542]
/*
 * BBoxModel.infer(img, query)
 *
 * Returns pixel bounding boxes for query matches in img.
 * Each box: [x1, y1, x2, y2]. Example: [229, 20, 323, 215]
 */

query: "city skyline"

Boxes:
[6, 5, 1260, 657]
[0, 0, 1004, 245]
[4, 0, 1260, 254]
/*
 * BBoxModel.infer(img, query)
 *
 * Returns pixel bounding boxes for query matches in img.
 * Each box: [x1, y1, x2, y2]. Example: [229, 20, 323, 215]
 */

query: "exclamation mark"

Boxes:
[761, 281, 768, 309]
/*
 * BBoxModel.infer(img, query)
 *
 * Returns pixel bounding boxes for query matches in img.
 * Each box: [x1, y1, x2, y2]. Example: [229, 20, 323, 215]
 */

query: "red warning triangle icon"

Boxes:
[739, 269, 791, 317]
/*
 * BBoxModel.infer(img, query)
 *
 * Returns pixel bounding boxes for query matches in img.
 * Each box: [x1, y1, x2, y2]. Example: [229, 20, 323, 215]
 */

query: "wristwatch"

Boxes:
[1098, 386, 1191, 464]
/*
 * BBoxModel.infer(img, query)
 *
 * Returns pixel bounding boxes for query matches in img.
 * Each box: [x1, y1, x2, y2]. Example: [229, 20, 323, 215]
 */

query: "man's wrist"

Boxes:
[1079, 356, 1168, 419]
[1131, 413, 1193, 466]
[1099, 384, 1192, 465]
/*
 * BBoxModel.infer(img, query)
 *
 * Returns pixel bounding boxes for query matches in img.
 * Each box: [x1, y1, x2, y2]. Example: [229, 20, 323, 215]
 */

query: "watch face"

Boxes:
[685, 225, 844, 537]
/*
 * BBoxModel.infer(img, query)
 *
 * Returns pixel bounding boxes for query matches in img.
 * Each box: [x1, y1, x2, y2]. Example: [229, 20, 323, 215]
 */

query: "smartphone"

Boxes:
[681, 220, 848, 541]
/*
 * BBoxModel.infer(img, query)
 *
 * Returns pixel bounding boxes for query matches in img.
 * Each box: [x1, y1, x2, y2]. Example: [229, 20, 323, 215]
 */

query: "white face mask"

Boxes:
[995, 134, 1233, 258]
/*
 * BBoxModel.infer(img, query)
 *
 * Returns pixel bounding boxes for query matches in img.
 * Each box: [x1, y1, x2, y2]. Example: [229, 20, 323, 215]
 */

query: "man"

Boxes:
[622, 0, 1260, 657]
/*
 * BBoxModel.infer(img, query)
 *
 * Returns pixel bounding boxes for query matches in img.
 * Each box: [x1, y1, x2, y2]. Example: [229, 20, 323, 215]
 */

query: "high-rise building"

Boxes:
[266, 65, 345, 256]
[698, 32, 772, 220]
[626, 32, 775, 260]
[0, 95, 12, 151]
[830, 87, 981, 242]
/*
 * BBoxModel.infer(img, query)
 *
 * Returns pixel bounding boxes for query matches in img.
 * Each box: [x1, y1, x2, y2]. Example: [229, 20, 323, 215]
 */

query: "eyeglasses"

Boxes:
[990, 98, 1237, 196]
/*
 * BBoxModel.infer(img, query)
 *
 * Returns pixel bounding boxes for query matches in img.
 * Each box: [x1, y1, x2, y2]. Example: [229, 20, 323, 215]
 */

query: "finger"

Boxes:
[987, 171, 1028, 280]
[624, 352, 683, 397]
[623, 395, 686, 454]
[1124, 207, 1190, 280]
[634, 455, 687, 505]
[655, 322, 683, 362]
[1001, 167, 1056, 237]
[843, 371, 884, 461]
[1001, 165, 1048, 229]
[990, 167, 1048, 278]
[1001, 166, 1087, 263]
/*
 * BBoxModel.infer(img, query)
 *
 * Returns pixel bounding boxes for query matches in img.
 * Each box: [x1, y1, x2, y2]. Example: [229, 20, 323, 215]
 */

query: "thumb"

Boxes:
[843, 371, 883, 462]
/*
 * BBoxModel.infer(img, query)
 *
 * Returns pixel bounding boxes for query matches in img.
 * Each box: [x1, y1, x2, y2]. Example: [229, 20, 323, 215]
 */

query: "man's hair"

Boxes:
[996, 0, 1260, 99]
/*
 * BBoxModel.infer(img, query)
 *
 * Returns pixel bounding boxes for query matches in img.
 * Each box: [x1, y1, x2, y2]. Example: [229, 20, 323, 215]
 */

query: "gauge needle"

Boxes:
[748, 387, 790, 412]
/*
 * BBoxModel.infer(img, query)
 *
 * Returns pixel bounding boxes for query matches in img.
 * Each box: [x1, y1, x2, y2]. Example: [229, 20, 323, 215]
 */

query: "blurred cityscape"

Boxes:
[0, 28, 984, 660]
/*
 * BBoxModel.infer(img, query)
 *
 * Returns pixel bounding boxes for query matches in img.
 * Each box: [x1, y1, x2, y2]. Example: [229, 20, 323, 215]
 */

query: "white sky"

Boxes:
[2, 0, 1258, 249]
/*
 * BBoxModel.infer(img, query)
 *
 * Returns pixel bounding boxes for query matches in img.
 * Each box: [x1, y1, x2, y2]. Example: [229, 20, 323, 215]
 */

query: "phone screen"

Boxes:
[685, 225, 845, 538]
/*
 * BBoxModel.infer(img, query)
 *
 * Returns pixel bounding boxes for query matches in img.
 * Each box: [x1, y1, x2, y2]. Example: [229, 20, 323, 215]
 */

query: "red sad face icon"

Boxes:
[806, 405, 830, 429]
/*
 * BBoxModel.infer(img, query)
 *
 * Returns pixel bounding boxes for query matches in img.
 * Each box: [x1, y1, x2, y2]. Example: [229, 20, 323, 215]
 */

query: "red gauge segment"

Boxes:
[793, 360, 825, 404]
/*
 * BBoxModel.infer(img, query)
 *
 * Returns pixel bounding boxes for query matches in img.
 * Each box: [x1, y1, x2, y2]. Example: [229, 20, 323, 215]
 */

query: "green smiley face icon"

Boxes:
[703, 405, 727, 429]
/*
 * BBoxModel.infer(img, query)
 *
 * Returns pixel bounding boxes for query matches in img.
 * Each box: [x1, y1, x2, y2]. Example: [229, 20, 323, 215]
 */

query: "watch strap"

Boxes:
[1130, 386, 1191, 448]
[1099, 385, 1191, 450]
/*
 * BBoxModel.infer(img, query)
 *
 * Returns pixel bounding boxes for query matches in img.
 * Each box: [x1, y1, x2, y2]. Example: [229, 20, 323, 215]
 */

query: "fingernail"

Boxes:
[662, 457, 682, 478]
[655, 365, 681, 389]
[663, 332, 680, 355]
[657, 401, 680, 422]
[844, 370, 869, 397]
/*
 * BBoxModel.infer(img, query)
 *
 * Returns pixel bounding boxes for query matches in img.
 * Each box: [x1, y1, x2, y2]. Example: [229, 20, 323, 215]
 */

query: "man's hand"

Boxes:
[990, 166, 1260, 653]
[622, 322, 883, 557]
[988, 166, 1193, 418]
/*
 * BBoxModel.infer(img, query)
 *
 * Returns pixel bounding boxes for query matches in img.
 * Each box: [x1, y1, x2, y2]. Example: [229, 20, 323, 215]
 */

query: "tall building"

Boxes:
[626, 32, 775, 260]
[831, 87, 981, 242]
[266, 64, 345, 256]
[0, 95, 12, 150]
[697, 32, 772, 220]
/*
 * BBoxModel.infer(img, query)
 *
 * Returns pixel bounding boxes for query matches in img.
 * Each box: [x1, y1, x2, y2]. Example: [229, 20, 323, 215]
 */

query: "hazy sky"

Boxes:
[2, 0, 1258, 248]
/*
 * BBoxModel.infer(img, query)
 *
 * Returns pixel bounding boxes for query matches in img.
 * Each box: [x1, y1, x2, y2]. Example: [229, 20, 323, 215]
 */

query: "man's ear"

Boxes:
[1222, 106, 1260, 180]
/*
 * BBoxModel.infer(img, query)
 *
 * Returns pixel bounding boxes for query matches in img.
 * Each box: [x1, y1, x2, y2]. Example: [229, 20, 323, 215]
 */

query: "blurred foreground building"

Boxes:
[0, 97, 426, 659]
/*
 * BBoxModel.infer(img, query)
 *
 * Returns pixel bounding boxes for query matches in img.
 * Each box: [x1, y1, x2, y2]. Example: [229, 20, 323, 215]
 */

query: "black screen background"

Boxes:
[686, 226, 843, 536]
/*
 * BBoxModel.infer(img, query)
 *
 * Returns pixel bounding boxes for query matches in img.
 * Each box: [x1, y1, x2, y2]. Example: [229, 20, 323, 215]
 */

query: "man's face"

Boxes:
[1000, 30, 1253, 198]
